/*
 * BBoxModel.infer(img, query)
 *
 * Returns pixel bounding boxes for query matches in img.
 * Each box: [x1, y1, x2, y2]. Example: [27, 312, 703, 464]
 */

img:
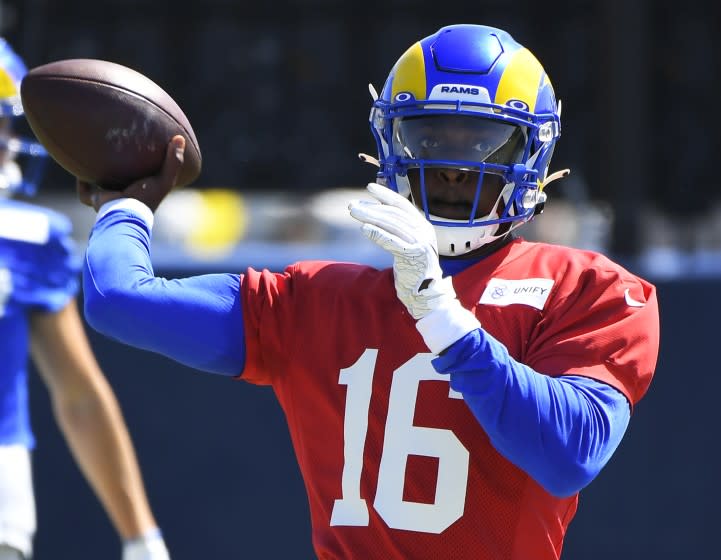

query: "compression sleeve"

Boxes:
[83, 199, 245, 375]
[432, 328, 630, 497]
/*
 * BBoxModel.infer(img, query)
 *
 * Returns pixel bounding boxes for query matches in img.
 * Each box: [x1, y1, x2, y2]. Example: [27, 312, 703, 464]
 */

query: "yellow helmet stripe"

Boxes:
[495, 48, 544, 113]
[0, 69, 18, 98]
[390, 42, 427, 101]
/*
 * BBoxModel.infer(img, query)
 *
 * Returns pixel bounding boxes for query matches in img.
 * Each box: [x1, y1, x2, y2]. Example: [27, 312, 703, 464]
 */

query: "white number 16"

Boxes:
[330, 349, 469, 534]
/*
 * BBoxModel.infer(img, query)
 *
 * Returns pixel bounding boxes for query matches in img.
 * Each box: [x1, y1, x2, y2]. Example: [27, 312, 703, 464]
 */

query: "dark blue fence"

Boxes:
[29, 275, 716, 559]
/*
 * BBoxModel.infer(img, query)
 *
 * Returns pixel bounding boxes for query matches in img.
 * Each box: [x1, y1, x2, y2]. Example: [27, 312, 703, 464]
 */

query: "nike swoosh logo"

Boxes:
[624, 288, 645, 308]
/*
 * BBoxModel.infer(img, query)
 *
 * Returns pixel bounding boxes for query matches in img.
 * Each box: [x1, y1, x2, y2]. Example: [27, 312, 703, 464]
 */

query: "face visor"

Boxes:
[392, 114, 528, 173]
[389, 113, 534, 227]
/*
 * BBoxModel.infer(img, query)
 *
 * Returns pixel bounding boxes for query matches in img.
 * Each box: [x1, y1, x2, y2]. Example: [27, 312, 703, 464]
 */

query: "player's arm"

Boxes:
[29, 298, 169, 558]
[431, 329, 630, 497]
[78, 136, 246, 375]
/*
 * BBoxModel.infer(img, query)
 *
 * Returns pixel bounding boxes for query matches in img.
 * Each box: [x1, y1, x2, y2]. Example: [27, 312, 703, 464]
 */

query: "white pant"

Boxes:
[0, 446, 35, 559]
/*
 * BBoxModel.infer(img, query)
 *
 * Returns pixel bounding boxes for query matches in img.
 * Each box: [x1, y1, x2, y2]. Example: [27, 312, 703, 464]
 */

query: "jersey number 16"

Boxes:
[330, 349, 470, 534]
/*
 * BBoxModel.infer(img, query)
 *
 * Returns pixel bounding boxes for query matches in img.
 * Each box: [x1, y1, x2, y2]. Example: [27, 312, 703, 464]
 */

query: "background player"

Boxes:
[0, 38, 170, 560]
[75, 24, 659, 559]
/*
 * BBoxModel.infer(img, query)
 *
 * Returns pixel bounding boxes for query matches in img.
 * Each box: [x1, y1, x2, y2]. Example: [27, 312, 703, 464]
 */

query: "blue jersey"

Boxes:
[0, 199, 80, 447]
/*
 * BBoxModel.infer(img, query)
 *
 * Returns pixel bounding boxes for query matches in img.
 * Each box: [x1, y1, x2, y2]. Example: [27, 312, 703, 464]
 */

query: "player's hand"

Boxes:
[348, 182, 457, 320]
[77, 135, 186, 213]
[122, 529, 170, 560]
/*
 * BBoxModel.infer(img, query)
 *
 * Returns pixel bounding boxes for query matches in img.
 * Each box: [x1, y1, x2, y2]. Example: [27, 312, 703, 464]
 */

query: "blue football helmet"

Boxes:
[369, 24, 565, 255]
[0, 37, 48, 196]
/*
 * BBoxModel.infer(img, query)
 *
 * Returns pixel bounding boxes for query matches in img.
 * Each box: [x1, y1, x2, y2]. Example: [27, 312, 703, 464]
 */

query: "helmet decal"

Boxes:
[428, 84, 492, 104]
[389, 42, 426, 102]
[494, 48, 545, 112]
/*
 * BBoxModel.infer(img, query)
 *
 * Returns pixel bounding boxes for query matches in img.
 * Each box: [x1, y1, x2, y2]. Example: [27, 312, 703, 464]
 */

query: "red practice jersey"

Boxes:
[240, 238, 659, 560]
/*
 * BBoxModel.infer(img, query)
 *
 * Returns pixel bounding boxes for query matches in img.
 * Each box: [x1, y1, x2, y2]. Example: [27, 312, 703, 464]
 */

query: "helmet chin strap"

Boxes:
[368, 83, 379, 101]
[542, 168, 570, 187]
[358, 153, 380, 167]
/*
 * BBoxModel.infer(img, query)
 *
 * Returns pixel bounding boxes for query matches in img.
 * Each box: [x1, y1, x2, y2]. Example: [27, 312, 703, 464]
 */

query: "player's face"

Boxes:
[395, 115, 525, 220]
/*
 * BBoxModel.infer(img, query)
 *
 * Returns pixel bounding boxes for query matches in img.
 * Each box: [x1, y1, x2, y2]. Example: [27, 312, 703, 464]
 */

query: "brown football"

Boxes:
[20, 58, 202, 190]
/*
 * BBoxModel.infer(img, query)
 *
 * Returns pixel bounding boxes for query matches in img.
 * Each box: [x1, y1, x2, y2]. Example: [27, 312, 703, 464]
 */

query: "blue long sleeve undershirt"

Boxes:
[84, 205, 630, 497]
[434, 330, 629, 497]
[83, 208, 246, 375]
[437, 256, 631, 496]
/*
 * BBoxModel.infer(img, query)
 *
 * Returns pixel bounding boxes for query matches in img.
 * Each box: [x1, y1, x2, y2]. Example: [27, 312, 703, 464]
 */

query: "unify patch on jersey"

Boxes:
[479, 277, 554, 310]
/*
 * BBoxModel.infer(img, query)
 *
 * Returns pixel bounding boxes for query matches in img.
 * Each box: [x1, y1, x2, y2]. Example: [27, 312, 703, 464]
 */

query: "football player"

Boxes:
[0, 38, 170, 560]
[76, 24, 659, 560]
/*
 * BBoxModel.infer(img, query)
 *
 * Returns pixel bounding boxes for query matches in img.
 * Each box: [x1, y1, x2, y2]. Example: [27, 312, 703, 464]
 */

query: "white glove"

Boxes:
[122, 529, 170, 560]
[349, 183, 480, 353]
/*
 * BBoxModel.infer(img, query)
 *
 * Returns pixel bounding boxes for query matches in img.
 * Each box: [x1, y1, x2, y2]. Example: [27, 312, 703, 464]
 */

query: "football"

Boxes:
[19, 58, 202, 190]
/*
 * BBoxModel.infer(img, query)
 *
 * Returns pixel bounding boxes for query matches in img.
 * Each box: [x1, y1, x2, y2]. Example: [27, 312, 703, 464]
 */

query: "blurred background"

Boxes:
[1, 0, 718, 558]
